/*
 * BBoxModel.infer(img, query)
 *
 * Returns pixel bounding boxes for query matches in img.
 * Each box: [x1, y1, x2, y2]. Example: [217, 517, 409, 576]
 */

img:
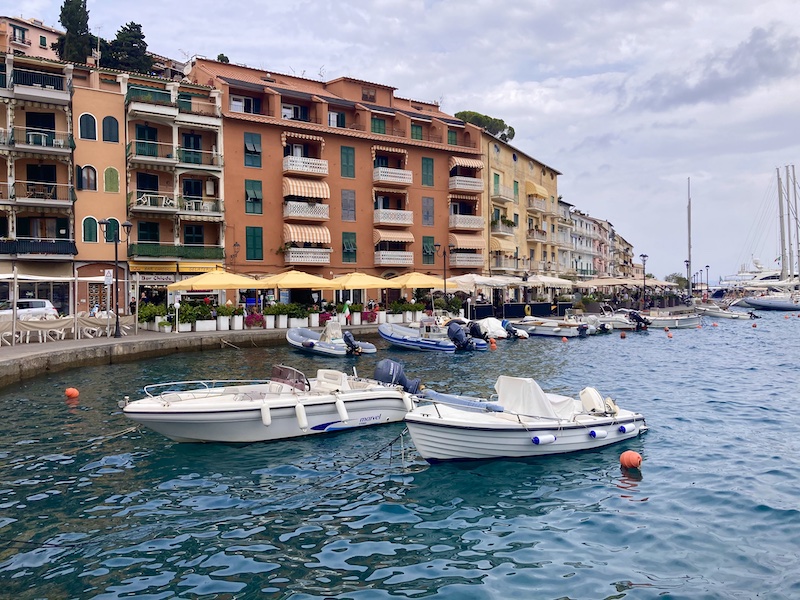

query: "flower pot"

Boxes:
[194, 320, 217, 332]
[216, 315, 230, 331]
[265, 315, 276, 329]
[403, 311, 413, 323]
[178, 322, 192, 332]
[337, 313, 347, 325]
[159, 324, 172, 333]
[231, 315, 244, 330]
[309, 313, 320, 327]
[387, 313, 403, 323]
[289, 317, 308, 328]
[351, 312, 361, 325]
[377, 310, 386, 324]
[277, 314, 288, 329]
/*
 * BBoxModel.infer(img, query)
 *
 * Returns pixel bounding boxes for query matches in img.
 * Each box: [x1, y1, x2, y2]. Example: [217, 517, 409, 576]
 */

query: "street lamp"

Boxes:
[639, 253, 648, 310]
[98, 218, 133, 338]
[230, 241, 241, 272]
[684, 259, 690, 294]
[434, 242, 455, 301]
[705, 265, 710, 297]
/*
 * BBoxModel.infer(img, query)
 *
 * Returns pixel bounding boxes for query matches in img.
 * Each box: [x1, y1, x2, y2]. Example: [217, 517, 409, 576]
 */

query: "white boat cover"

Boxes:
[476, 317, 508, 339]
[494, 376, 576, 421]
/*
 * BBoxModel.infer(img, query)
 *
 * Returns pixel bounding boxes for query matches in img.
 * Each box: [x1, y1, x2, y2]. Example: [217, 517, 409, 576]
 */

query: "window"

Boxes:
[371, 117, 386, 134]
[374, 155, 389, 168]
[281, 104, 309, 121]
[83, 217, 98, 243]
[79, 113, 96, 140]
[245, 180, 263, 214]
[421, 157, 434, 186]
[103, 218, 119, 242]
[362, 87, 376, 102]
[447, 129, 457, 145]
[184, 224, 204, 245]
[422, 196, 434, 226]
[244, 132, 261, 167]
[513, 213, 519, 227]
[513, 180, 519, 200]
[493, 172, 500, 194]
[422, 236, 435, 265]
[341, 146, 355, 178]
[76, 165, 97, 191]
[328, 111, 346, 127]
[39, 35, 47, 48]
[342, 232, 357, 263]
[10, 25, 26, 44]
[103, 167, 119, 193]
[245, 226, 263, 260]
[138, 221, 160, 243]
[181, 133, 202, 164]
[411, 124, 423, 140]
[342, 189, 356, 221]
[230, 95, 261, 114]
[102, 116, 119, 142]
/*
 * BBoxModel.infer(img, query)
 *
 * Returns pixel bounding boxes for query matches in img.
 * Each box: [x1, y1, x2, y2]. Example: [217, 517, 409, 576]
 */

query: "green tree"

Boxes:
[455, 110, 515, 141]
[665, 272, 689, 289]
[53, 0, 91, 62]
[217, 53, 230, 63]
[105, 22, 153, 74]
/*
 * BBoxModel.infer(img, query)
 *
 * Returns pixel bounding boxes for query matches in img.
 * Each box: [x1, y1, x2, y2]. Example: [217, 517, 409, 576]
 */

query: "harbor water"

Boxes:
[1, 312, 799, 598]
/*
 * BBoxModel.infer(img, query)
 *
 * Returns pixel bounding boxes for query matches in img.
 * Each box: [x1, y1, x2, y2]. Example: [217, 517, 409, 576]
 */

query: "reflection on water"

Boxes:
[1, 314, 800, 597]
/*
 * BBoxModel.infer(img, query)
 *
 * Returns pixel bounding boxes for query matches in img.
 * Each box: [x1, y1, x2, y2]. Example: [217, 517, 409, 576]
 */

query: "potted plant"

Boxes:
[273, 303, 289, 328]
[137, 302, 157, 329]
[193, 303, 217, 331]
[349, 303, 363, 325]
[177, 303, 196, 332]
[387, 300, 404, 323]
[287, 303, 309, 328]
[309, 304, 320, 327]
[231, 305, 245, 330]
[216, 304, 233, 331]
[245, 311, 265, 329]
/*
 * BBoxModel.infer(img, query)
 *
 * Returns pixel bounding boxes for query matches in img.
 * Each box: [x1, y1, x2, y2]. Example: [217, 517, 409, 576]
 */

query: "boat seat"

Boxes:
[269, 382, 287, 394]
[315, 369, 351, 391]
[580, 387, 606, 414]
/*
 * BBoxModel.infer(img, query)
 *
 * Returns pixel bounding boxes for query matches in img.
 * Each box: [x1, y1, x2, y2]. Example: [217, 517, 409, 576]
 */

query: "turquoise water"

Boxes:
[1, 313, 800, 598]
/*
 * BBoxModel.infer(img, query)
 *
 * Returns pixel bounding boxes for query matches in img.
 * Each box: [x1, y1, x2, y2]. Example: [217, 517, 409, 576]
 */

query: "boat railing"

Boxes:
[142, 379, 271, 397]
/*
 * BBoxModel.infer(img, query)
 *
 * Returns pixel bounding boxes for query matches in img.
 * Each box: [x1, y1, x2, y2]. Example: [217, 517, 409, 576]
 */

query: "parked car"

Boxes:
[0, 299, 59, 318]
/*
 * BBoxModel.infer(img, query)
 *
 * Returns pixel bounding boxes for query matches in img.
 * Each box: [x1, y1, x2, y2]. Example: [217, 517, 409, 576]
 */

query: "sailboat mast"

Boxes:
[687, 177, 692, 297]
[778, 168, 788, 280]
[786, 166, 795, 282]
[794, 165, 799, 286]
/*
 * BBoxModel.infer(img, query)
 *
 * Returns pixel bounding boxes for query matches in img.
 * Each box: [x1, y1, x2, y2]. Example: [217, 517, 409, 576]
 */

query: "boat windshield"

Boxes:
[271, 364, 307, 391]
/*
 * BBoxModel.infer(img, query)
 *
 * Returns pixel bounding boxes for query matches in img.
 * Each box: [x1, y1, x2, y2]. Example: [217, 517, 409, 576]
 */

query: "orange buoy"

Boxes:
[489, 338, 497, 350]
[561, 336, 568, 343]
[667, 332, 673, 338]
[712, 322, 718, 327]
[752, 323, 757, 328]
[696, 324, 702, 328]
[65, 387, 79, 399]
[620, 332, 626, 339]
[785, 315, 790, 319]
[663, 326, 669, 332]
[620, 450, 642, 469]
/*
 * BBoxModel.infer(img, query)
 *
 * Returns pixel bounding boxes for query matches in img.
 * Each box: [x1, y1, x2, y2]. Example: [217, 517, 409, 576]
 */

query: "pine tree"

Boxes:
[53, 0, 91, 62]
[106, 22, 153, 74]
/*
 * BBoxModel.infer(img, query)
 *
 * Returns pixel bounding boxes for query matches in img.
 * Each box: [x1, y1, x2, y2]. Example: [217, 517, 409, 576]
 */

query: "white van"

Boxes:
[0, 299, 59, 318]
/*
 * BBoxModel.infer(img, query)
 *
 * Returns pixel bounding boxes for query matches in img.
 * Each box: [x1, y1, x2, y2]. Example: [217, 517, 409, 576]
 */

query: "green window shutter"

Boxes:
[83, 217, 97, 243]
[245, 226, 263, 260]
[371, 117, 386, 134]
[411, 124, 423, 140]
[79, 114, 96, 140]
[341, 146, 355, 178]
[245, 180, 263, 214]
[342, 232, 357, 263]
[513, 180, 519, 200]
[493, 172, 500, 194]
[448, 130, 457, 145]
[75, 165, 83, 190]
[422, 235, 435, 264]
[104, 167, 119, 193]
[337, 112, 346, 127]
[422, 157, 434, 186]
[102, 116, 119, 142]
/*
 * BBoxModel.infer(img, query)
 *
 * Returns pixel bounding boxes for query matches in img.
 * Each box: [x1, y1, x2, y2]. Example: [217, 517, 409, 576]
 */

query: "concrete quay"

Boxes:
[0, 324, 381, 390]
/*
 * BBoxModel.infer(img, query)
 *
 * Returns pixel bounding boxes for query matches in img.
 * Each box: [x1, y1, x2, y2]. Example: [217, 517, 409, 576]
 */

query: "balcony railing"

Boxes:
[527, 197, 547, 212]
[177, 147, 223, 168]
[126, 86, 174, 106]
[449, 176, 483, 193]
[448, 214, 483, 230]
[491, 222, 516, 236]
[179, 196, 222, 213]
[450, 253, 484, 268]
[131, 192, 177, 211]
[12, 68, 65, 91]
[492, 256, 521, 270]
[10, 34, 32, 47]
[14, 181, 74, 203]
[373, 167, 413, 186]
[527, 228, 547, 242]
[0, 182, 9, 200]
[282, 155, 328, 177]
[127, 140, 178, 161]
[283, 201, 329, 220]
[491, 184, 517, 204]
[177, 97, 220, 117]
[283, 247, 332, 265]
[374, 250, 414, 266]
[128, 243, 225, 260]
[374, 208, 413, 226]
[10, 127, 72, 151]
[0, 238, 77, 256]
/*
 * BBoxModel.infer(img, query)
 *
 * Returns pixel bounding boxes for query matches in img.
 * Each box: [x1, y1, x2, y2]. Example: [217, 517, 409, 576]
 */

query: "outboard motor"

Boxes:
[577, 323, 590, 337]
[342, 330, 362, 355]
[447, 321, 475, 350]
[468, 320, 487, 340]
[503, 321, 522, 338]
[628, 310, 651, 331]
[373, 359, 421, 394]
[748, 311, 761, 319]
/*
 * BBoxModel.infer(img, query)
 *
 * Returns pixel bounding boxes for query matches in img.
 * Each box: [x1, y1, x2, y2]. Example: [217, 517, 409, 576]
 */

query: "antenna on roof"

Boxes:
[318, 65, 325, 79]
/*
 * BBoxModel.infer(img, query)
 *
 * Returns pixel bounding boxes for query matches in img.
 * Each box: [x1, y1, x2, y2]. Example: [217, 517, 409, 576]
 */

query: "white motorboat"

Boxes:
[594, 305, 650, 331]
[643, 311, 702, 329]
[509, 316, 591, 338]
[405, 375, 647, 462]
[286, 320, 376, 356]
[743, 292, 800, 311]
[122, 360, 420, 443]
[695, 304, 745, 319]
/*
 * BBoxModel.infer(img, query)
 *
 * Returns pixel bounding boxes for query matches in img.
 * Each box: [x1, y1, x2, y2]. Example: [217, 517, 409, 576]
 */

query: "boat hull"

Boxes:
[646, 314, 702, 329]
[286, 327, 376, 356]
[378, 323, 487, 352]
[744, 295, 800, 311]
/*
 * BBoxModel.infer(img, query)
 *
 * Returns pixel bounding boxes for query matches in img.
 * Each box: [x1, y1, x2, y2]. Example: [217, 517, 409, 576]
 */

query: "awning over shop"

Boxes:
[449, 233, 486, 250]
[526, 181, 549, 198]
[449, 156, 485, 170]
[373, 229, 415, 244]
[283, 223, 331, 244]
[282, 177, 330, 199]
[490, 236, 516, 253]
[178, 262, 224, 273]
[128, 261, 178, 273]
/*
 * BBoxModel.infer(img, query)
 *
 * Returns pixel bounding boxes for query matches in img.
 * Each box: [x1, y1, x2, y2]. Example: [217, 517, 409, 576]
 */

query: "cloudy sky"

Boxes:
[19, 0, 800, 280]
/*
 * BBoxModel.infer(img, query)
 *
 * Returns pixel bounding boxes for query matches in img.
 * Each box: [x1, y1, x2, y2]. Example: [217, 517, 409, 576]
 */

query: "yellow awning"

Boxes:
[449, 156, 485, 170]
[283, 223, 331, 244]
[372, 145, 407, 155]
[526, 181, 549, 198]
[490, 236, 516, 253]
[178, 262, 224, 273]
[373, 229, 415, 244]
[281, 131, 326, 150]
[449, 233, 486, 250]
[129, 262, 178, 273]
[282, 177, 330, 199]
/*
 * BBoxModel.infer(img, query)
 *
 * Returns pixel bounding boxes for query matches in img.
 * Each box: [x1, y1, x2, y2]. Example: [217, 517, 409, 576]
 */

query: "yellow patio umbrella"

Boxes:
[256, 269, 339, 290]
[167, 270, 259, 291]
[331, 272, 405, 290]
[388, 272, 447, 289]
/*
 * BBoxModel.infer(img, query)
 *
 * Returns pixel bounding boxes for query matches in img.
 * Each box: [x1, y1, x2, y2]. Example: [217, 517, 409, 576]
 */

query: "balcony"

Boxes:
[176, 98, 221, 129]
[492, 256, 521, 272]
[449, 214, 484, 230]
[283, 201, 329, 221]
[282, 155, 328, 178]
[0, 128, 10, 148]
[9, 34, 32, 48]
[177, 147, 223, 171]
[128, 243, 225, 260]
[491, 222, 516, 237]
[14, 181, 74, 207]
[179, 196, 223, 218]
[11, 68, 70, 104]
[527, 197, 546, 213]
[373, 208, 413, 226]
[527, 228, 547, 242]
[126, 86, 178, 120]
[10, 127, 73, 157]
[0, 238, 77, 257]
[450, 253, 484, 268]
[374, 250, 414, 266]
[0, 181, 9, 201]
[284, 247, 332, 265]
[130, 192, 178, 214]
[373, 167, 412, 187]
[127, 141, 178, 168]
[449, 175, 483, 194]
[491, 184, 517, 205]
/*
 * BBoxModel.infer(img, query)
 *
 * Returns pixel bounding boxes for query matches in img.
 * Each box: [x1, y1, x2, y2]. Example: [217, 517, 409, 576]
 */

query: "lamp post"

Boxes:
[434, 242, 455, 302]
[684, 259, 690, 294]
[98, 218, 133, 338]
[639, 253, 648, 310]
[705, 265, 710, 297]
[230, 241, 241, 272]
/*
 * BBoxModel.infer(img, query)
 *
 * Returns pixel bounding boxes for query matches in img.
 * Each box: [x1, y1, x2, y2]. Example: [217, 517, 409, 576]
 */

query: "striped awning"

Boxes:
[449, 193, 479, 202]
[373, 229, 415, 244]
[281, 131, 325, 150]
[373, 187, 407, 196]
[526, 181, 549, 198]
[283, 224, 331, 244]
[449, 156, 485, 170]
[490, 236, 516, 254]
[282, 177, 330, 199]
[449, 233, 486, 250]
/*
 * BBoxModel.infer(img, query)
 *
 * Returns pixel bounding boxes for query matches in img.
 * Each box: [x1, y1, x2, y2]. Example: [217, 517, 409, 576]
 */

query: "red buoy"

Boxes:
[65, 387, 79, 399]
[561, 336, 568, 343]
[620, 450, 642, 469]
[620, 332, 626, 339]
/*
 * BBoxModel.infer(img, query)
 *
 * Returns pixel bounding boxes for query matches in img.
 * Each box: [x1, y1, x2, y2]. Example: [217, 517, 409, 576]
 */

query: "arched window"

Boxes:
[104, 218, 120, 243]
[104, 167, 119, 193]
[79, 113, 97, 140]
[77, 165, 97, 191]
[102, 116, 119, 142]
[83, 217, 98, 243]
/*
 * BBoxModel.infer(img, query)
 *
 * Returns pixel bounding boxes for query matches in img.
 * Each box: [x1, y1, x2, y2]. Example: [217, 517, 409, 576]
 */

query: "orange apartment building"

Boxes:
[0, 16, 61, 60]
[187, 57, 486, 302]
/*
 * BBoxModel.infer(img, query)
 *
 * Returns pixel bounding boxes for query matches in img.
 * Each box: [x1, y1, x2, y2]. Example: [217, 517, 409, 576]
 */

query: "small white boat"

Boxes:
[286, 320, 376, 356]
[508, 316, 590, 338]
[405, 375, 647, 462]
[643, 312, 702, 329]
[695, 304, 745, 319]
[378, 318, 488, 352]
[744, 292, 800, 311]
[122, 360, 420, 443]
[594, 305, 650, 331]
